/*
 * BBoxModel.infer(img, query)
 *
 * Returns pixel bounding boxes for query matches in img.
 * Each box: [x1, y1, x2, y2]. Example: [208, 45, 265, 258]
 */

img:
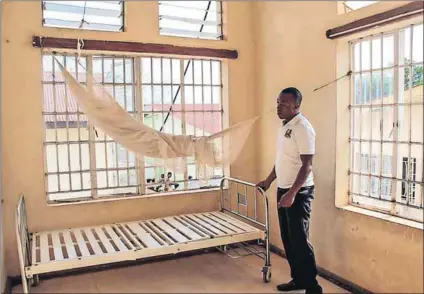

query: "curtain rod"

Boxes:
[326, 2, 424, 39]
[32, 36, 238, 59]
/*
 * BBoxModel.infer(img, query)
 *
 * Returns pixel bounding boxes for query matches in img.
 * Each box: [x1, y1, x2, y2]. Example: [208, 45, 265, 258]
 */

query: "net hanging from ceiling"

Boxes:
[55, 58, 268, 180]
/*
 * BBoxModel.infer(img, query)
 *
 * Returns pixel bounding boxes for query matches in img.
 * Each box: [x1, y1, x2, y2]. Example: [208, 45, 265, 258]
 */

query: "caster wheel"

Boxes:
[222, 245, 227, 252]
[262, 267, 272, 283]
[30, 275, 40, 287]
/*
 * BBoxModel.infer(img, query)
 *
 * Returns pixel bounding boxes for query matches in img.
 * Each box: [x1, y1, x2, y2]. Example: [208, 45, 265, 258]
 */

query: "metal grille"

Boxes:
[348, 23, 423, 223]
[42, 53, 224, 202]
[158, 1, 223, 40]
[141, 57, 224, 194]
[42, 1, 124, 32]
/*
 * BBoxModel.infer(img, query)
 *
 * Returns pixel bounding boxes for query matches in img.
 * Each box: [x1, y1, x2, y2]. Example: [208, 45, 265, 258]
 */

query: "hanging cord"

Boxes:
[159, 0, 213, 132]
[77, 39, 84, 62]
[79, 1, 89, 29]
[313, 70, 352, 92]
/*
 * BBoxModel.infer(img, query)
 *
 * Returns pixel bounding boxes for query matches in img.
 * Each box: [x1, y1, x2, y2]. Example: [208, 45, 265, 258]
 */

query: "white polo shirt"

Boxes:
[275, 113, 315, 189]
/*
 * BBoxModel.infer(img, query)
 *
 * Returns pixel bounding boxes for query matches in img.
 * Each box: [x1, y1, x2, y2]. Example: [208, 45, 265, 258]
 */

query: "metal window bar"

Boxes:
[406, 25, 413, 206]
[136, 57, 144, 195]
[391, 32, 400, 215]
[378, 34, 385, 201]
[75, 56, 84, 193]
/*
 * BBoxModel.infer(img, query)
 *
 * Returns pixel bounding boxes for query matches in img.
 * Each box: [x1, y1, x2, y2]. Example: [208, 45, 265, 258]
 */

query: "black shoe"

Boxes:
[276, 280, 304, 292]
[305, 284, 323, 294]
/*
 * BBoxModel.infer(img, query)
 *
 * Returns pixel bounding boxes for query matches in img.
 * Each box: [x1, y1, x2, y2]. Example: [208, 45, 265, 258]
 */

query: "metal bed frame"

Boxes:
[15, 177, 271, 293]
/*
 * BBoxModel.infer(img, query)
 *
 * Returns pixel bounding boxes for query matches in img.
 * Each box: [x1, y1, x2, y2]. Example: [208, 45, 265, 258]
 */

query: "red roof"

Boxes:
[43, 78, 222, 134]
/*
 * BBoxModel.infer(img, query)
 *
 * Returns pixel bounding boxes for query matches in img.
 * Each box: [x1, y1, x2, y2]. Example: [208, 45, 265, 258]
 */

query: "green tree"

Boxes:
[404, 58, 423, 90]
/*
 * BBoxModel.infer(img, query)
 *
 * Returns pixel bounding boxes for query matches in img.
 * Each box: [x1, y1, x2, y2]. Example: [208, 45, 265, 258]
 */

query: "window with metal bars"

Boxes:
[42, 1, 124, 32]
[348, 22, 423, 223]
[42, 53, 224, 203]
[158, 1, 223, 40]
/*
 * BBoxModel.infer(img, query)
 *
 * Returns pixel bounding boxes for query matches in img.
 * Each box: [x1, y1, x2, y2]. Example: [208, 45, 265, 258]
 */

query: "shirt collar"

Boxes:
[282, 113, 302, 126]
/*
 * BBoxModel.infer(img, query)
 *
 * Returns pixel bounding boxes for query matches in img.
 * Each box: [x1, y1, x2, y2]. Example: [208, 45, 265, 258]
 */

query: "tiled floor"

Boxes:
[13, 252, 348, 293]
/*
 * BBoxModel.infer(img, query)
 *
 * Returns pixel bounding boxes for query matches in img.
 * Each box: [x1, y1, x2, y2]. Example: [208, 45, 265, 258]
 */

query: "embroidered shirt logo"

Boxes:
[285, 129, 292, 138]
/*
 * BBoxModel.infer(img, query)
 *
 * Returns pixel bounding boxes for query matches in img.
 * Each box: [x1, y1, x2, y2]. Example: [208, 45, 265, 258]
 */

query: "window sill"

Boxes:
[47, 187, 223, 207]
[338, 204, 423, 230]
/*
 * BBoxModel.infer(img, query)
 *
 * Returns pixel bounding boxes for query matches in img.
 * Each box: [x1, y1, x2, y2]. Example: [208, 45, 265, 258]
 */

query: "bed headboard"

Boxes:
[15, 194, 31, 289]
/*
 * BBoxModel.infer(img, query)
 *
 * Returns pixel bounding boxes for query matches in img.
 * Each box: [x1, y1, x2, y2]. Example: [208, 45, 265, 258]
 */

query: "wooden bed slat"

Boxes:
[211, 212, 255, 232]
[126, 223, 162, 249]
[32, 234, 38, 264]
[94, 228, 116, 254]
[183, 214, 225, 236]
[84, 229, 104, 255]
[117, 225, 144, 248]
[73, 230, 91, 257]
[39, 233, 50, 263]
[62, 231, 77, 259]
[51, 232, 64, 261]
[177, 216, 216, 237]
[142, 221, 175, 245]
[195, 214, 236, 235]
[203, 213, 247, 234]
[174, 216, 212, 238]
[104, 226, 127, 252]
[164, 217, 205, 241]
[151, 219, 189, 243]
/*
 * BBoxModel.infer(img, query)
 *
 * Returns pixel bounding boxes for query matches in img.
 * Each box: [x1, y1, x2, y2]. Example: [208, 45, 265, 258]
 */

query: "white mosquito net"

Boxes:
[55, 58, 266, 180]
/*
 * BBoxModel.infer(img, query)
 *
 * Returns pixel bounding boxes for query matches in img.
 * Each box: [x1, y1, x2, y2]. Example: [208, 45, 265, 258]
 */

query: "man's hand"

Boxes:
[256, 180, 271, 192]
[277, 190, 296, 208]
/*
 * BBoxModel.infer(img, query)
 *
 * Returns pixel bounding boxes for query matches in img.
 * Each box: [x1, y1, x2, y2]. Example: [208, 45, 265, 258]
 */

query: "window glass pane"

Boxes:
[413, 24, 423, 63]
[43, 1, 124, 32]
[383, 35, 394, 68]
[372, 37, 382, 69]
[158, 1, 223, 40]
[361, 40, 371, 71]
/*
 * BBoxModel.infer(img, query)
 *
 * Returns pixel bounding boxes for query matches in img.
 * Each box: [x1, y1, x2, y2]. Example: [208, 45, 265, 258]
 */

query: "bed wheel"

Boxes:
[262, 266, 271, 283]
[30, 275, 40, 287]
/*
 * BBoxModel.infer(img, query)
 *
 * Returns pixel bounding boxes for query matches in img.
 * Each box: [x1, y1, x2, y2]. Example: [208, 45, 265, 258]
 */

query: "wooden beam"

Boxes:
[326, 2, 424, 39]
[32, 36, 238, 59]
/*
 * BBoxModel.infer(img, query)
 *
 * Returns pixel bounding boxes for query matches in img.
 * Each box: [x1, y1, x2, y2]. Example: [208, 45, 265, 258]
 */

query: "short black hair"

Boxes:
[280, 87, 302, 107]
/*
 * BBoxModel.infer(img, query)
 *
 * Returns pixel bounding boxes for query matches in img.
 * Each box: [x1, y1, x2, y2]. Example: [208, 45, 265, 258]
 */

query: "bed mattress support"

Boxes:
[16, 177, 271, 293]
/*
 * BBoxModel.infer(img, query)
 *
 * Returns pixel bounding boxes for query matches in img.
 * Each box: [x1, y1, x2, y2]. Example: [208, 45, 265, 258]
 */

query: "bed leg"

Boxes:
[29, 275, 40, 287]
[262, 234, 272, 283]
[261, 266, 272, 283]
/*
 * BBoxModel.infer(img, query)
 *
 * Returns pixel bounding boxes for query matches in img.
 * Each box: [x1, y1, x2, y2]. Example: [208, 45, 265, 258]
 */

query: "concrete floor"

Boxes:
[12, 252, 348, 293]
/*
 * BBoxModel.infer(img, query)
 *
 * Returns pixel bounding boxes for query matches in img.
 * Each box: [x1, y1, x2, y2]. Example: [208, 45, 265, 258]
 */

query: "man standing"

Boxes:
[257, 87, 322, 294]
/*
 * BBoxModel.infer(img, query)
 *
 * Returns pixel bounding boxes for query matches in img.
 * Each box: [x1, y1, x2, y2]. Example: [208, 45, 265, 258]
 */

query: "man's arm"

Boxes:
[257, 166, 276, 191]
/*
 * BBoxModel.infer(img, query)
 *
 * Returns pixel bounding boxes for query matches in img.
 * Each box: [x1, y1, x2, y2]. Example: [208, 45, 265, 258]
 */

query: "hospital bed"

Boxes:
[16, 177, 271, 293]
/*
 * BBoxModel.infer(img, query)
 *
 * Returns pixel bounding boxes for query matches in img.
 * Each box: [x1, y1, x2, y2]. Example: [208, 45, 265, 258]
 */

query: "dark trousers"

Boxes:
[277, 186, 319, 288]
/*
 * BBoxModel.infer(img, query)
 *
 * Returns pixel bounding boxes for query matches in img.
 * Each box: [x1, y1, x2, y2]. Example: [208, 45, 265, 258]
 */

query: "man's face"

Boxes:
[277, 93, 299, 120]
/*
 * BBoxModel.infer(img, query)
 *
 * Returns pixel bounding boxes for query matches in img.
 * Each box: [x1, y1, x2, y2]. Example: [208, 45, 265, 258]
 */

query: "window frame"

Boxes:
[41, 52, 227, 205]
[347, 22, 424, 224]
[158, 0, 223, 40]
[41, 1, 125, 33]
